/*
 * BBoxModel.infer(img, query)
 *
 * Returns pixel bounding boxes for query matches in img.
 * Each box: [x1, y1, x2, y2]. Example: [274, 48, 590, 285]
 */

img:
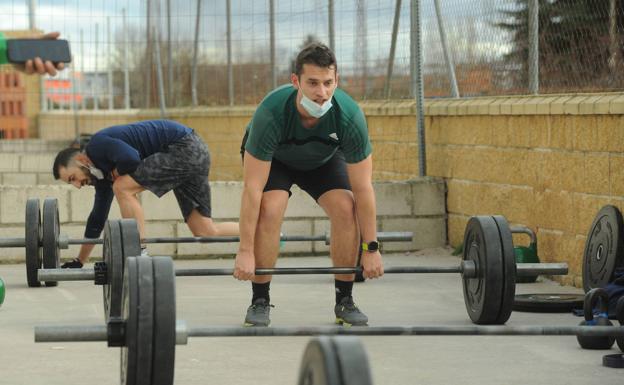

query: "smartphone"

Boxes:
[7, 39, 72, 64]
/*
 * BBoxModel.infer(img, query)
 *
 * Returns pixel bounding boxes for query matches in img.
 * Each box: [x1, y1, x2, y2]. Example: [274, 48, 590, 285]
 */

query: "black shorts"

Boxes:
[130, 132, 212, 220]
[263, 152, 352, 201]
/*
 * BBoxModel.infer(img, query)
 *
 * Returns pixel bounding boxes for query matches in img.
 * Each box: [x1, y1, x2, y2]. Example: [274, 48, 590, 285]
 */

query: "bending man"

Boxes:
[53, 119, 239, 267]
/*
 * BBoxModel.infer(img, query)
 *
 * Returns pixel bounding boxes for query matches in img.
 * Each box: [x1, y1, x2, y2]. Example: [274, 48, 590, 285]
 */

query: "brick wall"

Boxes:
[427, 93, 624, 287]
[35, 92, 624, 286]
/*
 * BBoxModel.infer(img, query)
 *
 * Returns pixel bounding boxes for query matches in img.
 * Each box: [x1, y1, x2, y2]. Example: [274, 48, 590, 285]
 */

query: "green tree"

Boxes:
[496, 0, 623, 92]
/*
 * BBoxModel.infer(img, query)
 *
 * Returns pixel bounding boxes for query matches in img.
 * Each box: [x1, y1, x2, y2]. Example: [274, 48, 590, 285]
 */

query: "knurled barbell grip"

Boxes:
[35, 324, 624, 342]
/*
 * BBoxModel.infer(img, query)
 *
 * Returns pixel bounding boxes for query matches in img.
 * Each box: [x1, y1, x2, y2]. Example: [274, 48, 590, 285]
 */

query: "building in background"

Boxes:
[0, 30, 44, 138]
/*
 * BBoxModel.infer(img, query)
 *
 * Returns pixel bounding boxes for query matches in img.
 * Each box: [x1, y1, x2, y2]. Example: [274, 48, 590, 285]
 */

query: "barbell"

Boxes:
[34, 255, 623, 385]
[21, 197, 413, 287]
[38, 216, 569, 324]
[35, 255, 374, 385]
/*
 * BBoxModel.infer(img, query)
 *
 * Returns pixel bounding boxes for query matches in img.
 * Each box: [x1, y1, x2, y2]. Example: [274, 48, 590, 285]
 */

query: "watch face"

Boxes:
[367, 241, 379, 252]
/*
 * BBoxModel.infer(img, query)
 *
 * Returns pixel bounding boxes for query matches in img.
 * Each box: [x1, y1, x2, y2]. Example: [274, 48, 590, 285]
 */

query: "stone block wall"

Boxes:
[427, 94, 624, 286]
[33, 92, 624, 286]
[0, 179, 446, 263]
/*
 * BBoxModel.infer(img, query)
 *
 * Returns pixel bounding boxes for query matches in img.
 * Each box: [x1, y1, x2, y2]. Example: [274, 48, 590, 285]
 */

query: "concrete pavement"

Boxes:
[0, 248, 621, 385]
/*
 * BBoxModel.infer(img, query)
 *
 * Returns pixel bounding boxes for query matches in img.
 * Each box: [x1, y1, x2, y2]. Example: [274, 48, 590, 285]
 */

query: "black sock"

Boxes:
[252, 282, 271, 304]
[335, 279, 353, 304]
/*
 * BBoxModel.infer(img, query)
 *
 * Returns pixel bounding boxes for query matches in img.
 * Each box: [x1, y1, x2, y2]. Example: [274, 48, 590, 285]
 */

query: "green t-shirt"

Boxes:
[0, 32, 8, 65]
[244, 85, 372, 171]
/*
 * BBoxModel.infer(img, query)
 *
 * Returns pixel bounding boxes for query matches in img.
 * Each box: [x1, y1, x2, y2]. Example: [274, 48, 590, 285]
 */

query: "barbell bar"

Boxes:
[55, 232, 413, 247]
[35, 324, 624, 342]
[32, 255, 621, 385]
[16, 198, 412, 249]
[37, 262, 569, 281]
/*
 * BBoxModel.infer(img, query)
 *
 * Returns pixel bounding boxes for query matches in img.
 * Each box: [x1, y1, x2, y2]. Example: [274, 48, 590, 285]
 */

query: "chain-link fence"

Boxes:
[2, 0, 623, 110]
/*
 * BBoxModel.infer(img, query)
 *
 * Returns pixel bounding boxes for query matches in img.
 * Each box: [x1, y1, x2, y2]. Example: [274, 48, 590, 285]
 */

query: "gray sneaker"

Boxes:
[244, 298, 273, 327]
[334, 296, 368, 326]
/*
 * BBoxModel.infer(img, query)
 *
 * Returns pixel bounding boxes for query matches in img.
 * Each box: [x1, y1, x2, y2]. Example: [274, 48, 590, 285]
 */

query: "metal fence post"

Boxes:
[227, 0, 234, 106]
[191, 0, 201, 106]
[528, 0, 539, 94]
[328, 0, 335, 51]
[384, 0, 402, 99]
[434, 0, 459, 98]
[411, 0, 426, 176]
[270, 0, 276, 89]
[123, 8, 130, 109]
[107, 17, 114, 109]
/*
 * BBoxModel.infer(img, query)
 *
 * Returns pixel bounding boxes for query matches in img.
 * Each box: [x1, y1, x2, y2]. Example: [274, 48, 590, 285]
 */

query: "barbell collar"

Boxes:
[460, 260, 477, 278]
[57, 234, 69, 250]
[176, 320, 189, 345]
[35, 324, 624, 342]
[0, 237, 26, 247]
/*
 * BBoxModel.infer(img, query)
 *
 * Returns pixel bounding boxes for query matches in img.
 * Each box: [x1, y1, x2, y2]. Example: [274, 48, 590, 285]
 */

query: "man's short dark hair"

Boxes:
[53, 147, 80, 179]
[294, 42, 337, 76]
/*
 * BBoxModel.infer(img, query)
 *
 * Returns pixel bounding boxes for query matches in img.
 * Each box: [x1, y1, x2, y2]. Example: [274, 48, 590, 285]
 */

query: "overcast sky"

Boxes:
[0, 0, 515, 75]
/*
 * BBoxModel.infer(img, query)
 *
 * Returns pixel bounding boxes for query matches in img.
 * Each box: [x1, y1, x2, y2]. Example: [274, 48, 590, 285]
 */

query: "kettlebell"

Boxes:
[576, 288, 615, 350]
[616, 296, 624, 352]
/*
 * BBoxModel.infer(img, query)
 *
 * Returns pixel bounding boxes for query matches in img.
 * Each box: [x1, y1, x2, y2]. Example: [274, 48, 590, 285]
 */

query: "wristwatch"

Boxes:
[361, 240, 379, 252]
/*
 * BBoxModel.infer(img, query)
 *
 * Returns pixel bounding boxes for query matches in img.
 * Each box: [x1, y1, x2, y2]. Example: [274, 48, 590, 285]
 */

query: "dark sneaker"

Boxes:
[61, 258, 83, 269]
[334, 296, 368, 326]
[244, 298, 273, 327]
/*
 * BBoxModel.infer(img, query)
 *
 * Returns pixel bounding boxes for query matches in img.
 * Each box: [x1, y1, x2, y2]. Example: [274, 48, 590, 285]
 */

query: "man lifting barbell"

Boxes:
[52, 119, 239, 268]
[235, 42, 383, 327]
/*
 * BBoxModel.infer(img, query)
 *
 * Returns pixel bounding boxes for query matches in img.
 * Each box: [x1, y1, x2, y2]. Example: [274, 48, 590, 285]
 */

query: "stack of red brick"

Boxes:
[0, 71, 28, 139]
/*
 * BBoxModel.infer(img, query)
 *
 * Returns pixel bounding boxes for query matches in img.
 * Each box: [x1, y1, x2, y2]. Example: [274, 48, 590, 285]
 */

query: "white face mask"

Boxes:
[88, 166, 105, 180]
[300, 92, 333, 118]
[77, 161, 104, 180]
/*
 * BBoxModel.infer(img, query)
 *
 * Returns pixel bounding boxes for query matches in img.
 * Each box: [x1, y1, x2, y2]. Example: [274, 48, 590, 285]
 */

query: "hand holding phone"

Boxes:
[7, 32, 69, 76]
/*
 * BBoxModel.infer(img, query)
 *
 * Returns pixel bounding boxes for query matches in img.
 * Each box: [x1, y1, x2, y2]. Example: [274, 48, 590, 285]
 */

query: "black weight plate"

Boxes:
[583, 205, 624, 292]
[603, 354, 624, 368]
[135, 257, 154, 385]
[462, 216, 504, 325]
[120, 219, 142, 259]
[121, 257, 138, 385]
[330, 337, 372, 385]
[151, 257, 176, 385]
[42, 198, 60, 287]
[103, 220, 124, 321]
[298, 336, 372, 385]
[25, 198, 41, 287]
[492, 215, 517, 324]
[512, 293, 584, 313]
